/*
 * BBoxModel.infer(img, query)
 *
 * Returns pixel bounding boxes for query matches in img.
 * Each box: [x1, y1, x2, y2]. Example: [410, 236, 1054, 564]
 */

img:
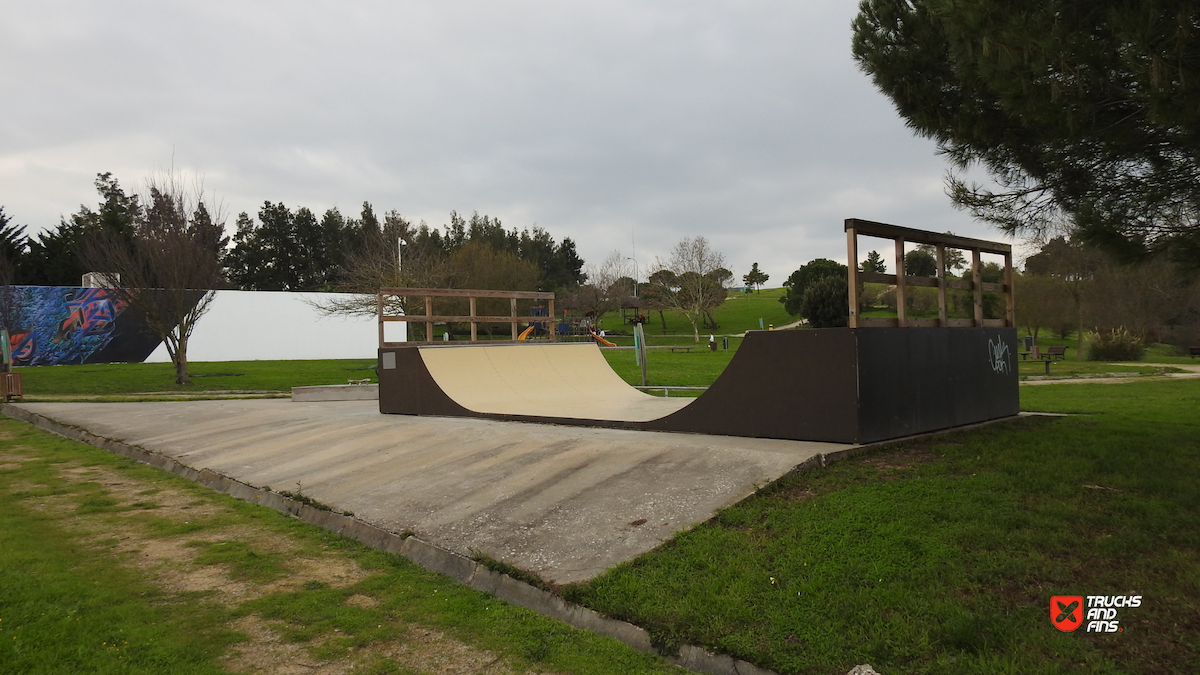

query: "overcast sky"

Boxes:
[1, 0, 1021, 285]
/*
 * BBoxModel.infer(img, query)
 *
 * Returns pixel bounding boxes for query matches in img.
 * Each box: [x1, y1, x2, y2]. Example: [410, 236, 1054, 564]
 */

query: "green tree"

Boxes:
[852, 0, 1200, 269]
[904, 249, 937, 277]
[0, 207, 27, 265]
[1024, 236, 1102, 351]
[22, 173, 140, 286]
[860, 250, 886, 274]
[780, 258, 847, 316]
[742, 263, 769, 292]
[800, 275, 850, 328]
[226, 202, 356, 291]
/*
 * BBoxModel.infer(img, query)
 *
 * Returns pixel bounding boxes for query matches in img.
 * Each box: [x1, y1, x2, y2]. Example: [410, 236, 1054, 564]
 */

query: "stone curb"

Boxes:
[2, 403, 796, 675]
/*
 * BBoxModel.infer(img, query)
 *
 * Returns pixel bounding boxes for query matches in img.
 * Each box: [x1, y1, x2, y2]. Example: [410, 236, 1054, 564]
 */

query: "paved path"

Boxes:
[1020, 362, 1200, 386]
[14, 399, 847, 584]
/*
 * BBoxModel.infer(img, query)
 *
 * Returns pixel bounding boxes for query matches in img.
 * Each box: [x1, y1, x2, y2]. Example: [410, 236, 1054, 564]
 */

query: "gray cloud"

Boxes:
[0, 0, 1013, 284]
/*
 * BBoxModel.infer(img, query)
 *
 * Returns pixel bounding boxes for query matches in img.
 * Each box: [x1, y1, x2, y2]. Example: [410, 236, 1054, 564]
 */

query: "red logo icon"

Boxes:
[1051, 596, 1084, 632]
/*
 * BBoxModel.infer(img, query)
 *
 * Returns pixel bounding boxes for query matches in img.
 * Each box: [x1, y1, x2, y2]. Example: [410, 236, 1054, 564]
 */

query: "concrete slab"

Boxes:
[14, 399, 849, 584]
[291, 384, 379, 401]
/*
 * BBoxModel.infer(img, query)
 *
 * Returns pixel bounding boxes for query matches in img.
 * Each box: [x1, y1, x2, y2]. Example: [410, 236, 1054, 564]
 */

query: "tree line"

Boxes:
[0, 174, 586, 295]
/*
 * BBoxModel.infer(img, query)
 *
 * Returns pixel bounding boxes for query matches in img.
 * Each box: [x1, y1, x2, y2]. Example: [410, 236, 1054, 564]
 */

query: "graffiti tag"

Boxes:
[988, 337, 1011, 374]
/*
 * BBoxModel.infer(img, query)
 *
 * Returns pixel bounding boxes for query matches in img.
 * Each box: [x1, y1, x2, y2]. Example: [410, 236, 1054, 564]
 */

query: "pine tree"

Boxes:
[852, 0, 1200, 269]
[742, 262, 769, 292]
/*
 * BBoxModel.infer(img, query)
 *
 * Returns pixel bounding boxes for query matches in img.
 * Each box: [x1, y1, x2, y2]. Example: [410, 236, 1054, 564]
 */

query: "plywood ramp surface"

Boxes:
[418, 343, 692, 422]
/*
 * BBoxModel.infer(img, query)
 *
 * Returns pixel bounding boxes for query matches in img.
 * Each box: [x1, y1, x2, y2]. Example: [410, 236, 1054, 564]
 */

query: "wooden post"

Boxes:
[469, 296, 478, 342]
[846, 224, 859, 328]
[548, 299, 556, 342]
[510, 297, 518, 341]
[425, 295, 433, 344]
[936, 244, 948, 327]
[377, 292, 385, 347]
[972, 249, 984, 326]
[1003, 251, 1015, 327]
[894, 237, 907, 327]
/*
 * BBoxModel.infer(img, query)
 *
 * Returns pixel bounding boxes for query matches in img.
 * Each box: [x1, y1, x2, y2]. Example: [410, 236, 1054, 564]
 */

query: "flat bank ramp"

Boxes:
[418, 343, 692, 422]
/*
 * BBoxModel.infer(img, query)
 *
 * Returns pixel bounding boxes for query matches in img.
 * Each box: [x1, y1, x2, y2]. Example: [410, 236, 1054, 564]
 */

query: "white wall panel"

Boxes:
[144, 291, 403, 362]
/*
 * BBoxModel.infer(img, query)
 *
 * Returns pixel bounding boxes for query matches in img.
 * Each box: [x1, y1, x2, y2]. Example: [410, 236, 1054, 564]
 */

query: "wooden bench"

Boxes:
[668, 346, 694, 353]
[1044, 345, 1067, 360]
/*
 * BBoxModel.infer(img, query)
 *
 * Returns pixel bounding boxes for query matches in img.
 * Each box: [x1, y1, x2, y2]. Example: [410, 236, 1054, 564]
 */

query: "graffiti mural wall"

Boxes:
[3, 287, 167, 366]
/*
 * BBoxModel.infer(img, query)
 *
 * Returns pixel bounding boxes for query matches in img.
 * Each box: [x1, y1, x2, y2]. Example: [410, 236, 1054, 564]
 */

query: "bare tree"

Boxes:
[652, 236, 728, 342]
[563, 251, 632, 327]
[83, 172, 226, 385]
[307, 215, 424, 319]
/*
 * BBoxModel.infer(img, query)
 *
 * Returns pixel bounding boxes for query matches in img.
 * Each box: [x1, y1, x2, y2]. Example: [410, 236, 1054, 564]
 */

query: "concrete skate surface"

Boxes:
[13, 399, 849, 583]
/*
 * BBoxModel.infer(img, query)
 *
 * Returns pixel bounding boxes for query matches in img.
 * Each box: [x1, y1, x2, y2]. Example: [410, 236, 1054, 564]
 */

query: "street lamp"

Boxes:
[626, 257, 639, 298]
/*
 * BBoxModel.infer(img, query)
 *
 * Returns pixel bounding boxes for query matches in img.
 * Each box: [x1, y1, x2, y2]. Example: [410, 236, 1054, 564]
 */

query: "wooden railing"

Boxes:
[377, 287, 556, 346]
[845, 219, 1014, 328]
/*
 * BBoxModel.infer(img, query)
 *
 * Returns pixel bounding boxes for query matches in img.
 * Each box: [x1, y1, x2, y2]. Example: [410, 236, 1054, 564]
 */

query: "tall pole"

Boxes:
[626, 257, 639, 298]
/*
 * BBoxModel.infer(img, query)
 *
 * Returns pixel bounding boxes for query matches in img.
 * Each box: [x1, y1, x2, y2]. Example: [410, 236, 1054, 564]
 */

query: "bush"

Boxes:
[800, 275, 849, 328]
[1084, 327, 1146, 361]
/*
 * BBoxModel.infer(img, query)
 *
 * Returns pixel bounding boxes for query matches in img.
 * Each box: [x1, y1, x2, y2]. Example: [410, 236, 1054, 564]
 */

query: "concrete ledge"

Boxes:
[292, 384, 379, 401]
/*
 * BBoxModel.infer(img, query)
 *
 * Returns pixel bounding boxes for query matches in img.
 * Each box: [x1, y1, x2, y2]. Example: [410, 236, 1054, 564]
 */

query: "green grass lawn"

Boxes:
[600, 287, 794, 340]
[14, 359, 379, 397]
[563, 378, 1200, 674]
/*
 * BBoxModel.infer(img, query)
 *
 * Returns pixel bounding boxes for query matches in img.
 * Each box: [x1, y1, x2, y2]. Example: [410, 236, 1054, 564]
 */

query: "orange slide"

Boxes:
[589, 329, 616, 347]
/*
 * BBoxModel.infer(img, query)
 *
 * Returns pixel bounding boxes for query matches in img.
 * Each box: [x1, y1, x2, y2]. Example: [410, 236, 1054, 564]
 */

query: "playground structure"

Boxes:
[377, 220, 1019, 444]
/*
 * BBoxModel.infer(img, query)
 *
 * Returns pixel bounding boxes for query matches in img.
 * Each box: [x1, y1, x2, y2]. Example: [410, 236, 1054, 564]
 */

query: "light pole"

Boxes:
[626, 257, 639, 298]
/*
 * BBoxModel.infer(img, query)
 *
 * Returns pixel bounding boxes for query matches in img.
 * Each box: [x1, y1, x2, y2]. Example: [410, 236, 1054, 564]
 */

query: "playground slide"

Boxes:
[590, 330, 616, 347]
[517, 326, 535, 340]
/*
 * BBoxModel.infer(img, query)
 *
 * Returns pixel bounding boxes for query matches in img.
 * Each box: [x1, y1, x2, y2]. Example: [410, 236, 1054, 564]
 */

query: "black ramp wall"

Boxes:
[649, 329, 861, 442]
[853, 328, 1019, 443]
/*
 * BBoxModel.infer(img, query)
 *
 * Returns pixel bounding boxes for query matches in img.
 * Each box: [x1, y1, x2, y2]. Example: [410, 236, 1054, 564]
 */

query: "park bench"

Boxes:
[668, 346, 694, 353]
[1019, 345, 1065, 360]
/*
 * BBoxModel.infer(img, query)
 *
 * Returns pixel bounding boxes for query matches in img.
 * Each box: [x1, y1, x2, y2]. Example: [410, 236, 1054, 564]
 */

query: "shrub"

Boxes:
[1084, 327, 1145, 361]
[800, 275, 849, 328]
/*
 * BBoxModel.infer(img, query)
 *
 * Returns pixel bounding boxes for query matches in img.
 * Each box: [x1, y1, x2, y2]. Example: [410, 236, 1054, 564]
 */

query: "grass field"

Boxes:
[12, 359, 378, 398]
[597, 287, 794, 341]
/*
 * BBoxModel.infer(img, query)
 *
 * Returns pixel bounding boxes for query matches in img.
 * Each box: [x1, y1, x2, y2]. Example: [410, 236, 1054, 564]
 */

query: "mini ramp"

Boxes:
[379, 327, 1020, 444]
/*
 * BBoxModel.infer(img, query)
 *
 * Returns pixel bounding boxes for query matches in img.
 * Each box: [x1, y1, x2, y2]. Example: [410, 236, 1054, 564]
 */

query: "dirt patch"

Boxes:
[11, 453, 546, 674]
[345, 594, 379, 609]
[224, 615, 336, 675]
[375, 626, 544, 675]
[859, 446, 939, 472]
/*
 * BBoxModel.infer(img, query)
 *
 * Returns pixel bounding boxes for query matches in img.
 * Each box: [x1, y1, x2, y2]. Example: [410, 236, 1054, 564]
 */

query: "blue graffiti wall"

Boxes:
[4, 287, 166, 366]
